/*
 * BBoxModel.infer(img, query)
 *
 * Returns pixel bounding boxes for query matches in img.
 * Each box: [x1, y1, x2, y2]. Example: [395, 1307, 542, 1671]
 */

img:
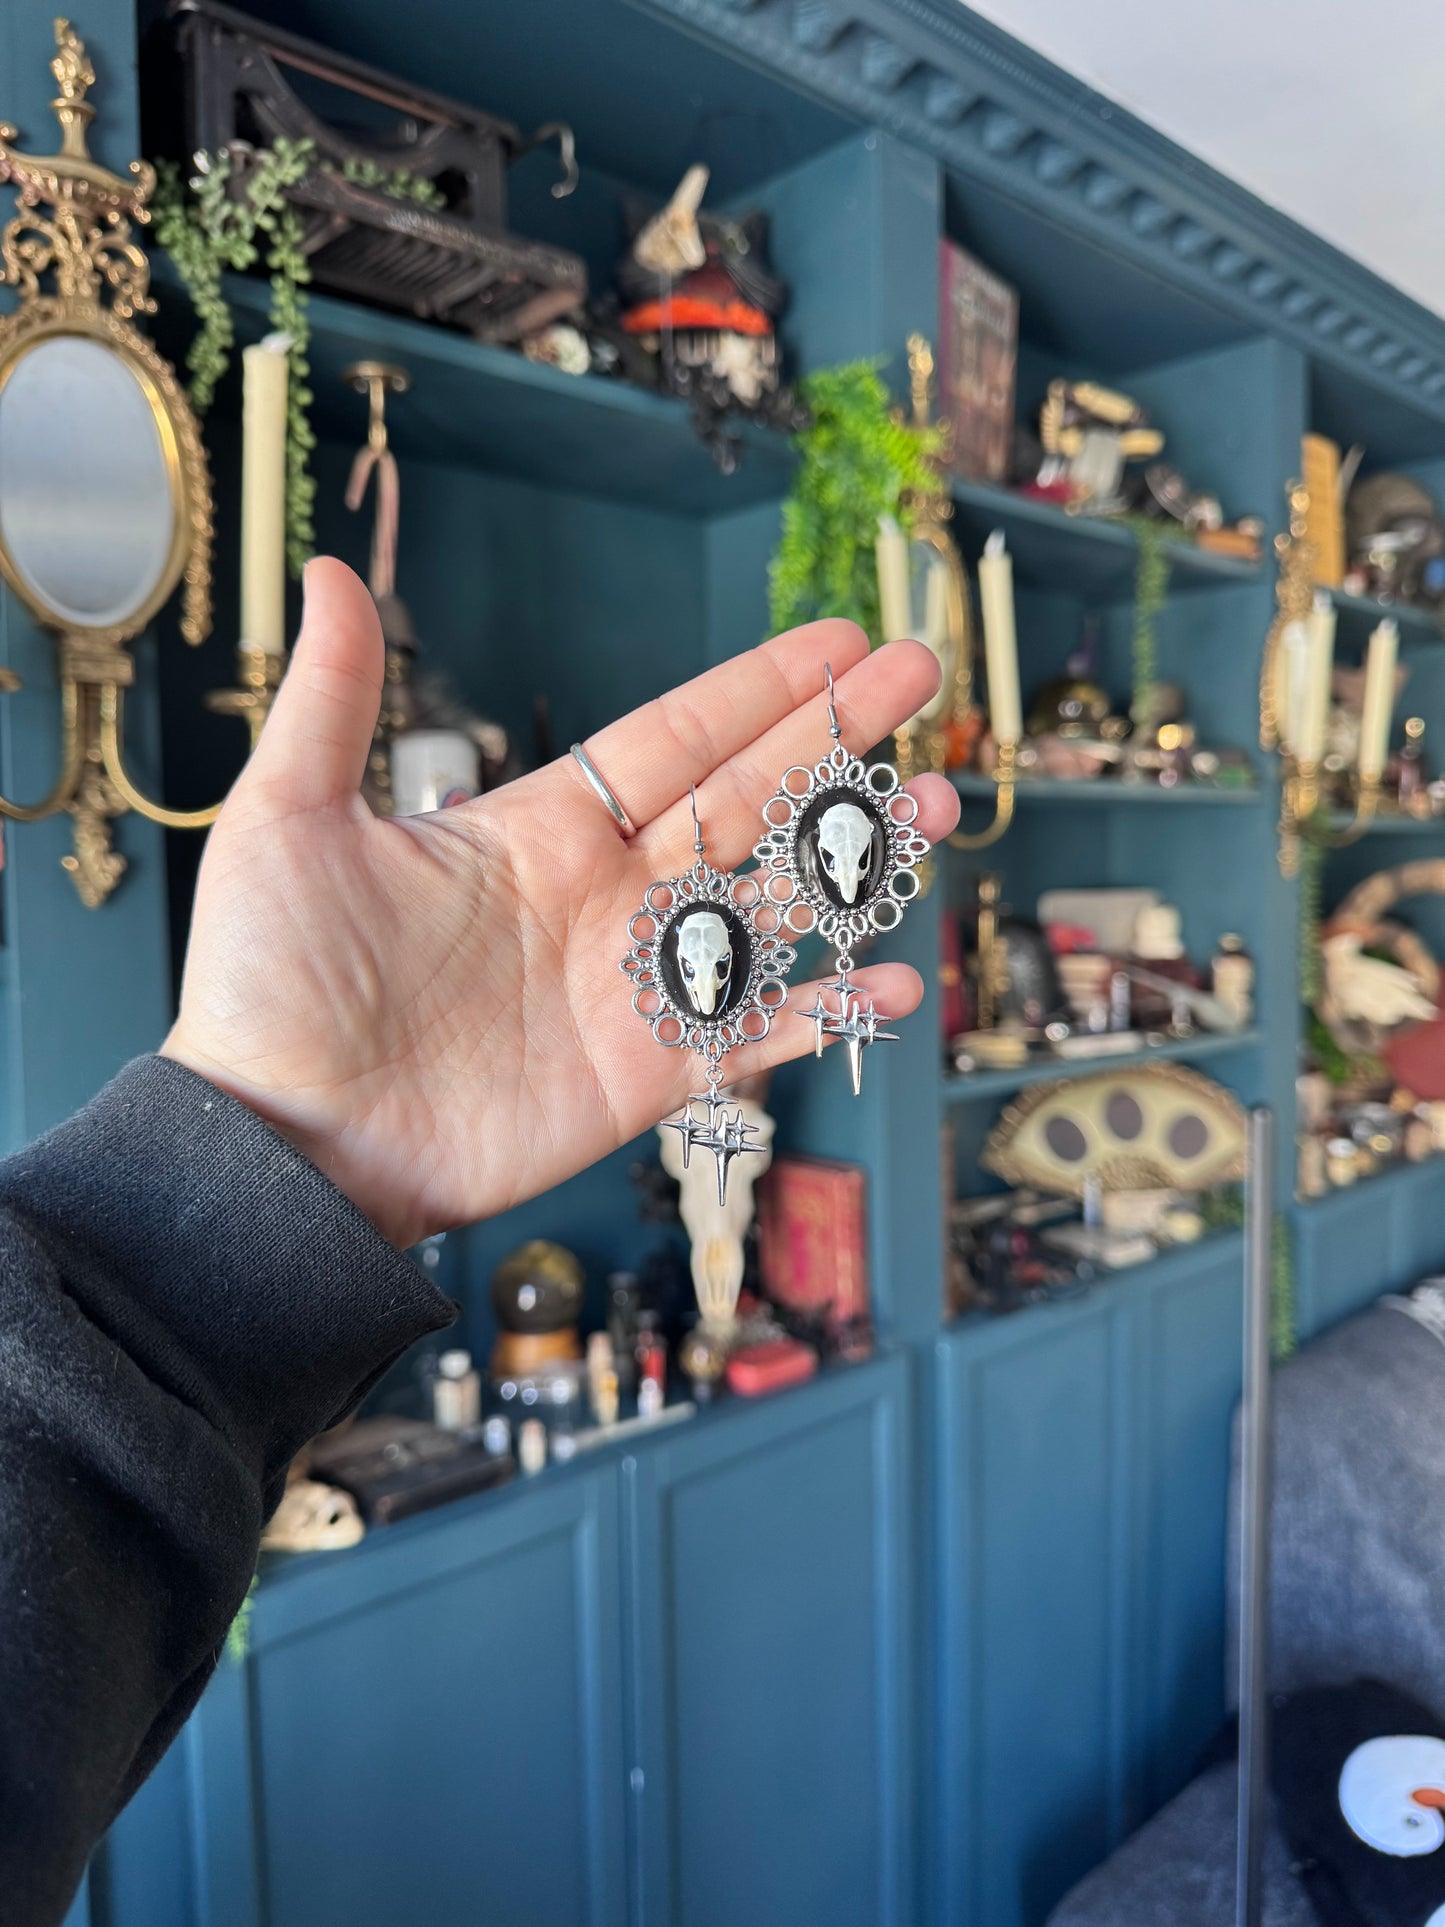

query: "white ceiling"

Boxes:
[966, 1, 1445, 319]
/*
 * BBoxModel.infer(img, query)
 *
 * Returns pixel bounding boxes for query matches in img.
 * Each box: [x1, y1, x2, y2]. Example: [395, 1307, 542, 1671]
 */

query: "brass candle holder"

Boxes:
[1260, 479, 1379, 876]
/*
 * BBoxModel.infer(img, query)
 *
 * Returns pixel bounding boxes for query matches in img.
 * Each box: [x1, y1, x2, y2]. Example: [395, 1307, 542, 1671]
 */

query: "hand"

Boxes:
[162, 560, 960, 1246]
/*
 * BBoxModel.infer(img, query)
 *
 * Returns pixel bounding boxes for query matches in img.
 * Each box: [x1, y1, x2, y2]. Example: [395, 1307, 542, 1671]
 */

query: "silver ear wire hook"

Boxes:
[824, 662, 842, 744]
[689, 783, 706, 856]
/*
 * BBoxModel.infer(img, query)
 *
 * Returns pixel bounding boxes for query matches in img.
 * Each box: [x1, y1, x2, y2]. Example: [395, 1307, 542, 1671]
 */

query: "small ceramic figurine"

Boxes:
[616, 165, 804, 468]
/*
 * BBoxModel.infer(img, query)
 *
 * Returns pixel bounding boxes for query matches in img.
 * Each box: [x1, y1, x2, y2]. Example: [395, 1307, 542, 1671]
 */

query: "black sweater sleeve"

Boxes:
[0, 1056, 456, 1927]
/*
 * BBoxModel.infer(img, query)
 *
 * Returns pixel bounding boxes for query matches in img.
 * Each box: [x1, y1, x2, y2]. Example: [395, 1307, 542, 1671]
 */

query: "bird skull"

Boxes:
[817, 802, 875, 905]
[676, 911, 732, 1015]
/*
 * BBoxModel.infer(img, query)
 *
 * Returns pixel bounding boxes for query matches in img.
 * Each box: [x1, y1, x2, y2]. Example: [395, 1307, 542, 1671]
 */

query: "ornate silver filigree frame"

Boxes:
[622, 857, 796, 1066]
[752, 740, 930, 959]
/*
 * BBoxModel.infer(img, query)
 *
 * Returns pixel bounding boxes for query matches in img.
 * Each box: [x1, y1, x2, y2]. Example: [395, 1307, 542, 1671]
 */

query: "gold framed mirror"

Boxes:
[0, 311, 210, 646]
[0, 17, 224, 906]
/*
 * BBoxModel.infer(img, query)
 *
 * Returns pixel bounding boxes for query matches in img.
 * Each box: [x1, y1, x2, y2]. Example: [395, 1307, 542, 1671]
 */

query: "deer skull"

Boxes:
[676, 911, 733, 1015]
[817, 801, 875, 905]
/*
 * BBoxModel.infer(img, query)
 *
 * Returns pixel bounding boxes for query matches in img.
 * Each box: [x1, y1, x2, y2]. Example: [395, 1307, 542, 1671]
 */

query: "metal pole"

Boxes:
[1236, 1105, 1274, 1927]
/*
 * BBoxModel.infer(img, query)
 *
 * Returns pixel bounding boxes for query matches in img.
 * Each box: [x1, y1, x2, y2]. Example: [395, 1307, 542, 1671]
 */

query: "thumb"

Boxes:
[244, 557, 384, 812]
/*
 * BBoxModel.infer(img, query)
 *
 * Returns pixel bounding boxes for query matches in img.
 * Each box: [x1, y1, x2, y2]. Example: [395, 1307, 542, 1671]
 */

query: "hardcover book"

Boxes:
[939, 239, 1018, 484]
[756, 1155, 869, 1331]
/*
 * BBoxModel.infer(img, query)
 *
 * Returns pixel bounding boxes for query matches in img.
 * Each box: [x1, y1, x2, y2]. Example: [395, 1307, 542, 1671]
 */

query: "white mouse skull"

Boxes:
[817, 801, 876, 905]
[676, 911, 733, 1015]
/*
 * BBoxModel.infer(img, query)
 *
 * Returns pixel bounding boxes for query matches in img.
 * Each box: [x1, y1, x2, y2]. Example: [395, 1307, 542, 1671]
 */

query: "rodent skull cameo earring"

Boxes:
[623, 786, 796, 1202]
[754, 664, 930, 1094]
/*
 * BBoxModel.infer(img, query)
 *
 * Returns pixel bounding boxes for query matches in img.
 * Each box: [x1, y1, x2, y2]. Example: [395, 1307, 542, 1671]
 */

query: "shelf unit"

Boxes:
[943, 1028, 1261, 1105]
[952, 773, 1259, 807]
[7, 3, 1445, 1927]
[1329, 585, 1441, 643]
[948, 475, 1262, 596]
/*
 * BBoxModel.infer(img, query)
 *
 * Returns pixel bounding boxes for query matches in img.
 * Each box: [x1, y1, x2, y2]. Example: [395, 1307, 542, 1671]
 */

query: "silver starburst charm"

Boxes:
[803, 974, 900, 1095]
[660, 1088, 766, 1205]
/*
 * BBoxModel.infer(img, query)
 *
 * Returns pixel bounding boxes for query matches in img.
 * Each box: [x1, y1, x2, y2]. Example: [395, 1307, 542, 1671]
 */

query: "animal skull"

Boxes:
[676, 911, 733, 1015]
[817, 801, 875, 905]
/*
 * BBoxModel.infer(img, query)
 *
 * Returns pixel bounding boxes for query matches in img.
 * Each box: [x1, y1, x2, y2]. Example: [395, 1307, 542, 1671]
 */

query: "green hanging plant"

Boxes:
[324, 154, 446, 207]
[769, 360, 947, 643]
[1271, 1213, 1297, 1360]
[151, 139, 317, 576]
[1115, 515, 1174, 729]
[224, 1572, 258, 1665]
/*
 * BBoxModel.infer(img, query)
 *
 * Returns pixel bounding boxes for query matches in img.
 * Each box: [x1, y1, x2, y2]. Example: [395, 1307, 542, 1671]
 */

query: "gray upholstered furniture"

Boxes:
[1049, 1297, 1445, 1925]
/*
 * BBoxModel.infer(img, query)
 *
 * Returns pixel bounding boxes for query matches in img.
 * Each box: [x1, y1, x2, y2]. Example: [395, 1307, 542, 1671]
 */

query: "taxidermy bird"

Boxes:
[632, 163, 709, 278]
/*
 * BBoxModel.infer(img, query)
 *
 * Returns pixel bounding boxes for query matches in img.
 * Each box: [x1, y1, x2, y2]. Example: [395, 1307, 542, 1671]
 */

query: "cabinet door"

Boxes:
[135, 1470, 630, 1927]
[933, 1237, 1243, 1927]
[625, 1355, 913, 1927]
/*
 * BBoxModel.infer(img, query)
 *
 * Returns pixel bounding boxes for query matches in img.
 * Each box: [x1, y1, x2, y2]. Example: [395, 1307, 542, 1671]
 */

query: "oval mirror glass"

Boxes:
[0, 334, 177, 632]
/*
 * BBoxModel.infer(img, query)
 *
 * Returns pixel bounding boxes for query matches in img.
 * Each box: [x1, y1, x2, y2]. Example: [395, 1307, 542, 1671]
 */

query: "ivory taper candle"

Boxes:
[1357, 617, 1399, 783]
[1277, 619, 1309, 754]
[874, 514, 911, 644]
[241, 333, 291, 655]
[977, 528, 1022, 744]
[1296, 591, 1336, 765]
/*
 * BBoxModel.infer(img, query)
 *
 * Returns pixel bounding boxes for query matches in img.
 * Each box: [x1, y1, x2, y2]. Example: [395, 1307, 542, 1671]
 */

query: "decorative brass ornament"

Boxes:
[0, 21, 268, 906]
[1259, 479, 1379, 878]
[887, 333, 1015, 852]
[982, 1062, 1247, 1197]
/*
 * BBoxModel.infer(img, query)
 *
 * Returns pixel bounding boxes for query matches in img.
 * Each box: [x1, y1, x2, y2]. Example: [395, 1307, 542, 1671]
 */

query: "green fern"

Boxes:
[769, 360, 946, 643]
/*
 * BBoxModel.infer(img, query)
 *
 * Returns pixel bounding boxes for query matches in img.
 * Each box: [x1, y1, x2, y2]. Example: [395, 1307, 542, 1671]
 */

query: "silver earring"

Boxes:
[754, 664, 929, 1094]
[623, 786, 796, 1202]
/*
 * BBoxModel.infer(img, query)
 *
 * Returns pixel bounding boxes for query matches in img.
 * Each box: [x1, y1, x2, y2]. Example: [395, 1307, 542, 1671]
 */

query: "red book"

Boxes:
[939, 239, 1018, 485]
[756, 1156, 869, 1333]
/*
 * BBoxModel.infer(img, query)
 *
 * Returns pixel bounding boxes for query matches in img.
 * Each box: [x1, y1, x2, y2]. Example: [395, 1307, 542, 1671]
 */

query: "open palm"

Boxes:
[163, 560, 959, 1247]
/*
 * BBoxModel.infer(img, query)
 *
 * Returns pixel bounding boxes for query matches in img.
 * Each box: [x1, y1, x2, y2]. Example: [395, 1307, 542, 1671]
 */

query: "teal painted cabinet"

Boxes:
[933, 1238, 1245, 1927]
[89, 1359, 908, 1927]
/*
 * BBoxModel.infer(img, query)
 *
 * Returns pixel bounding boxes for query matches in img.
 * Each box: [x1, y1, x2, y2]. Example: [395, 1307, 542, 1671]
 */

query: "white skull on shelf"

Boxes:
[675, 910, 733, 1015]
[817, 801, 876, 905]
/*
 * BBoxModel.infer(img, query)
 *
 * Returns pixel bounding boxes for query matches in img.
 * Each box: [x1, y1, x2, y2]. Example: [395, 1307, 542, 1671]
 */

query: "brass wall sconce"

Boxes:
[1260, 480, 1385, 877]
[0, 20, 273, 905]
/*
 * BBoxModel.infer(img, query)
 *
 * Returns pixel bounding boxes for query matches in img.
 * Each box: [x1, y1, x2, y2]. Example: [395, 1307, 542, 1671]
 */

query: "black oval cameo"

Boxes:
[659, 903, 753, 1021]
[795, 788, 889, 913]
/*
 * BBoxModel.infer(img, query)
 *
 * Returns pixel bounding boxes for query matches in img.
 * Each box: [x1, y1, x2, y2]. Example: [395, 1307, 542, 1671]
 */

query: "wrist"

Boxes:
[158, 1028, 403, 1245]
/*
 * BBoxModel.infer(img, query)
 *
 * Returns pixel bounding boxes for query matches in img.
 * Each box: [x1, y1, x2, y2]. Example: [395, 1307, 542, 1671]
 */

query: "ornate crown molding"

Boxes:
[632, 0, 1445, 416]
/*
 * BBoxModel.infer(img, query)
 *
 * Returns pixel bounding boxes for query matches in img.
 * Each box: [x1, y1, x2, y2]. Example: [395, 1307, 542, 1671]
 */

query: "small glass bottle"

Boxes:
[1211, 933, 1254, 1027]
[518, 1418, 548, 1475]
[635, 1311, 668, 1400]
[587, 1330, 620, 1427]
[433, 1349, 480, 1432]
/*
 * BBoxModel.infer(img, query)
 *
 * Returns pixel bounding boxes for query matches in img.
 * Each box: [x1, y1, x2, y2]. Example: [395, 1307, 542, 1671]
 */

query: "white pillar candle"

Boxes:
[1357, 617, 1399, 783]
[977, 529, 1022, 745]
[1277, 618, 1309, 755]
[874, 514, 911, 644]
[241, 333, 291, 655]
[1296, 592, 1336, 765]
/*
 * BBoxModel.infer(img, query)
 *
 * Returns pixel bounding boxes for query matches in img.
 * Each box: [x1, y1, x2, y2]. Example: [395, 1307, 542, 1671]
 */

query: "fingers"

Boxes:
[634, 637, 944, 873]
[570, 617, 870, 836]
[905, 772, 961, 845]
[243, 558, 384, 813]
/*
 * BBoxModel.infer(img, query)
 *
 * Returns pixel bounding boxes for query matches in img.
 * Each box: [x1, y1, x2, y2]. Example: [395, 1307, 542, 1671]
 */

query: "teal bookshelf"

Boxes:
[3, 4, 1443, 1927]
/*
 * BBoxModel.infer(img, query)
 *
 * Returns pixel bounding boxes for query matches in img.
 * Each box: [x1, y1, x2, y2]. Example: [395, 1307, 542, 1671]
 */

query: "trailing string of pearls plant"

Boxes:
[151, 138, 445, 577]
